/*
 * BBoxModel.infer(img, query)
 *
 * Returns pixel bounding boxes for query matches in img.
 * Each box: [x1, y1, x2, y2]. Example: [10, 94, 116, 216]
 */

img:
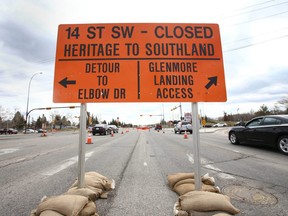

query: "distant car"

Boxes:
[174, 121, 192, 134]
[228, 115, 288, 155]
[8, 128, 18, 134]
[212, 122, 227, 127]
[108, 125, 119, 133]
[92, 124, 112, 135]
[37, 129, 47, 133]
[23, 129, 36, 134]
[155, 124, 162, 131]
[0, 128, 18, 134]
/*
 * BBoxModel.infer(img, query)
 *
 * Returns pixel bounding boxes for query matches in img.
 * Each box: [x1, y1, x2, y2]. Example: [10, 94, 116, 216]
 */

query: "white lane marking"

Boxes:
[203, 164, 222, 172]
[85, 151, 94, 159]
[0, 148, 19, 155]
[42, 151, 94, 176]
[186, 153, 235, 180]
[187, 153, 194, 163]
[218, 173, 235, 179]
[233, 150, 240, 153]
[186, 153, 213, 164]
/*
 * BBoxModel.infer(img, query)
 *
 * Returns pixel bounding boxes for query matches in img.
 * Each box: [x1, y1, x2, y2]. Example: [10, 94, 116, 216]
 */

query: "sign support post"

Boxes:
[77, 103, 87, 188]
[192, 102, 201, 190]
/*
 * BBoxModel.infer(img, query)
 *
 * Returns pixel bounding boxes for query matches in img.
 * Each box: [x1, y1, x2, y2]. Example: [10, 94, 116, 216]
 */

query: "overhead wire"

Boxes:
[3, 1, 288, 63]
[224, 27, 288, 45]
[224, 34, 288, 52]
[219, 0, 288, 52]
[222, 1, 288, 19]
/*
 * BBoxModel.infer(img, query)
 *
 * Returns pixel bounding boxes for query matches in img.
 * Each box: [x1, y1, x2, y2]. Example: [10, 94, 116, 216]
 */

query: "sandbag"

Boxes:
[70, 171, 115, 199]
[212, 213, 233, 216]
[201, 173, 215, 186]
[86, 172, 115, 191]
[79, 201, 98, 216]
[32, 195, 98, 216]
[173, 181, 220, 195]
[168, 173, 195, 188]
[65, 187, 98, 201]
[36, 210, 63, 216]
[168, 173, 215, 189]
[174, 201, 235, 216]
[174, 179, 195, 188]
[178, 191, 240, 214]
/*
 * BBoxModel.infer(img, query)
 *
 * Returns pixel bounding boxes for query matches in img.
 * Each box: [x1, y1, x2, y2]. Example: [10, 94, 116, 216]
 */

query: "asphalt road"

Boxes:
[0, 128, 287, 216]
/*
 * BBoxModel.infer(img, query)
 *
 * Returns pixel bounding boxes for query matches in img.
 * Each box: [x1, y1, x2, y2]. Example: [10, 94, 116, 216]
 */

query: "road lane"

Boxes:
[0, 128, 287, 215]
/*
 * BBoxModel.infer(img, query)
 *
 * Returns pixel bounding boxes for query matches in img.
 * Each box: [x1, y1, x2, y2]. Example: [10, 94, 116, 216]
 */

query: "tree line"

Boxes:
[0, 97, 287, 130]
[0, 108, 132, 131]
[221, 97, 288, 122]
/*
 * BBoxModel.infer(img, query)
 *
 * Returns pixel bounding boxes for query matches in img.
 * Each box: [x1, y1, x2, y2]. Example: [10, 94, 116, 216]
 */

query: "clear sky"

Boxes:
[1, 0, 287, 125]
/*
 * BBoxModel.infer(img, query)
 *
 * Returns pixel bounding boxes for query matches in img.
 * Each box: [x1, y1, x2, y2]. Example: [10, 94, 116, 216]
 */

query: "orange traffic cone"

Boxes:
[86, 133, 93, 144]
[184, 131, 188, 139]
[121, 131, 124, 134]
[40, 132, 47, 137]
[111, 131, 114, 137]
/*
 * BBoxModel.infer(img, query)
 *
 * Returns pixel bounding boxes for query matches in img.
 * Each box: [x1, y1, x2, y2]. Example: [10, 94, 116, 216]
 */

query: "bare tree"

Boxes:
[277, 96, 288, 112]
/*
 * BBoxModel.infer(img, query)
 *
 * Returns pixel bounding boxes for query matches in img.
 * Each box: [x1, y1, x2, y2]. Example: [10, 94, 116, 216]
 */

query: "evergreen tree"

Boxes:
[255, 104, 270, 116]
[12, 111, 25, 130]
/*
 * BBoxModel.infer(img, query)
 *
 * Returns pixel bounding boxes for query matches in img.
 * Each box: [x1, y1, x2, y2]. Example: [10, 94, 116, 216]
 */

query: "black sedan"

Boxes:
[228, 115, 288, 155]
[92, 124, 112, 136]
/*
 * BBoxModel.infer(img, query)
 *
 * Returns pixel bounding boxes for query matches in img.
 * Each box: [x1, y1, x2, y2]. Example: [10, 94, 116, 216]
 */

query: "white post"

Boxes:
[78, 103, 87, 188]
[192, 102, 201, 190]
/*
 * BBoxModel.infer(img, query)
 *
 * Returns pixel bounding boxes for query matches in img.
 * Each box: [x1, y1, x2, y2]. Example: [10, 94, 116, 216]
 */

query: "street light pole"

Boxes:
[25, 72, 43, 133]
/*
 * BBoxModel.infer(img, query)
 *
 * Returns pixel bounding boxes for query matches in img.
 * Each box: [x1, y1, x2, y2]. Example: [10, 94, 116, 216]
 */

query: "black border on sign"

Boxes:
[137, 61, 140, 99]
[58, 57, 221, 61]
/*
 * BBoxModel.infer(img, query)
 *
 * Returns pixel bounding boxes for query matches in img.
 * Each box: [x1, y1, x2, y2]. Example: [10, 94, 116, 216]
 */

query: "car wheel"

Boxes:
[277, 136, 288, 155]
[229, 132, 239, 145]
[189, 130, 193, 134]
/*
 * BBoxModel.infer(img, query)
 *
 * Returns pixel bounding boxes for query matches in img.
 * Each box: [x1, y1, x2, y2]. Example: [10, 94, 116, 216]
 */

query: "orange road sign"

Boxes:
[53, 23, 226, 103]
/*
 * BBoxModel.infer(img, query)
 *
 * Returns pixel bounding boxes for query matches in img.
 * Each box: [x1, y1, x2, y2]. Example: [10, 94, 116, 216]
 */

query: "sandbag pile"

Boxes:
[30, 195, 98, 216]
[167, 173, 240, 216]
[168, 172, 220, 195]
[31, 171, 115, 216]
[70, 172, 115, 199]
[174, 191, 240, 216]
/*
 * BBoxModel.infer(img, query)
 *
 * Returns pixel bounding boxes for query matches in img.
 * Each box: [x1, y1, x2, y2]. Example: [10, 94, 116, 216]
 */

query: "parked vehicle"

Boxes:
[37, 129, 47, 133]
[108, 125, 119, 133]
[174, 121, 192, 134]
[228, 115, 288, 155]
[23, 129, 36, 134]
[212, 122, 227, 127]
[92, 124, 112, 135]
[0, 128, 18, 134]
